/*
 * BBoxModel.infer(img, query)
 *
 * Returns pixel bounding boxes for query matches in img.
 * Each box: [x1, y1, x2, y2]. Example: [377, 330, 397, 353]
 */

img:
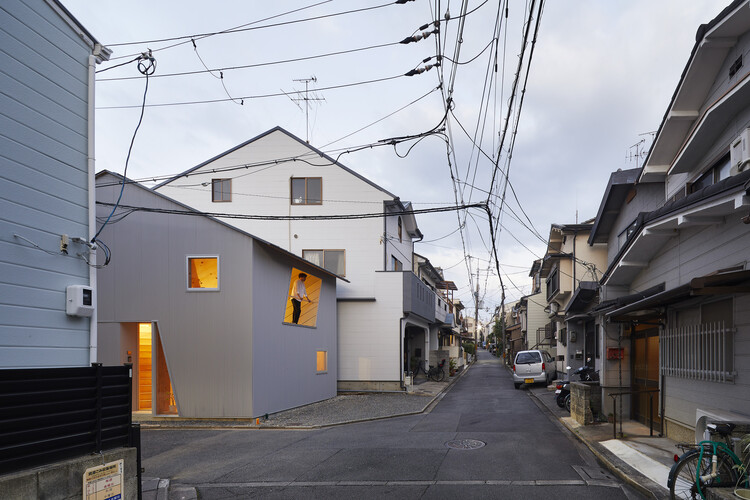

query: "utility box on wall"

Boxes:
[66, 285, 95, 317]
[607, 347, 625, 360]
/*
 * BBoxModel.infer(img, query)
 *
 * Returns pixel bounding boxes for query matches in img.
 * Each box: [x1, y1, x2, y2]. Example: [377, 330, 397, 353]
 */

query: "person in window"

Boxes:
[291, 273, 311, 324]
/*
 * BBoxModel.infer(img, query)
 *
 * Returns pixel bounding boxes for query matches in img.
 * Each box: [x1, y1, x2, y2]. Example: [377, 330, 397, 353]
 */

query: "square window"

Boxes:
[212, 179, 231, 202]
[187, 256, 219, 290]
[290, 177, 322, 205]
[316, 351, 327, 373]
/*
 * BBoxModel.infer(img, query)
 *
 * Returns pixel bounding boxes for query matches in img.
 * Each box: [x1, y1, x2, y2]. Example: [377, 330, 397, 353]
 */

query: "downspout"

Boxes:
[400, 318, 406, 391]
[87, 51, 98, 364]
[383, 201, 388, 271]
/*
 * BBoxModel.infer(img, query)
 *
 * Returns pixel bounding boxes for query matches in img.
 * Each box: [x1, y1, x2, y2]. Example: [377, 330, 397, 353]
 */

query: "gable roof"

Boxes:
[588, 168, 640, 245]
[96, 170, 348, 282]
[154, 126, 398, 200]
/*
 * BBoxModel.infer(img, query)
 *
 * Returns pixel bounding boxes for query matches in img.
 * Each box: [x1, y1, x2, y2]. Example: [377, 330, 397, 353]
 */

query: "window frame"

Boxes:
[290, 177, 323, 205]
[689, 153, 731, 194]
[186, 255, 220, 291]
[391, 256, 403, 271]
[546, 266, 559, 301]
[211, 178, 232, 202]
[302, 249, 346, 277]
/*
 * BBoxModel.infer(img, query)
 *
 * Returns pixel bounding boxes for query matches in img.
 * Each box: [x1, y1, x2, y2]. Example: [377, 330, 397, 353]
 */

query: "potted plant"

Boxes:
[449, 358, 457, 376]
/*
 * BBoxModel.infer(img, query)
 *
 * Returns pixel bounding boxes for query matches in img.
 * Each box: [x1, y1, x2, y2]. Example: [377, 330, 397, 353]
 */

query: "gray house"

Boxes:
[96, 172, 341, 418]
[594, 0, 750, 442]
[0, 0, 110, 368]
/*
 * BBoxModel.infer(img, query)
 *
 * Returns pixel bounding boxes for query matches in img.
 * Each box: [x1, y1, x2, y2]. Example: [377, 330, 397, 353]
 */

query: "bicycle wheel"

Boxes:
[668, 447, 739, 499]
[436, 368, 445, 382]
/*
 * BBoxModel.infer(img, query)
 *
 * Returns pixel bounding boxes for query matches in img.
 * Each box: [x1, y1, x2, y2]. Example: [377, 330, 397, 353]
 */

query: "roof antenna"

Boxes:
[286, 76, 325, 143]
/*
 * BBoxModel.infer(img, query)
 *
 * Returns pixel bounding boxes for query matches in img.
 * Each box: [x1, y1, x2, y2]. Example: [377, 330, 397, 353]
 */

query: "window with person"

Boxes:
[283, 267, 321, 326]
[290, 177, 322, 205]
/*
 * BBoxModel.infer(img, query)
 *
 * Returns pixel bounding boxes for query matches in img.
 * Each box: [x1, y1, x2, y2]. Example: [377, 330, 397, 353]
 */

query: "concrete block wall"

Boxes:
[0, 448, 138, 500]
[571, 381, 602, 425]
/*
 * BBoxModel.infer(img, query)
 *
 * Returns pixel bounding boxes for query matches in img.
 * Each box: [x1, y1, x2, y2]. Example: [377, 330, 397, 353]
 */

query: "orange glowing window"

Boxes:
[187, 256, 219, 290]
[316, 351, 328, 373]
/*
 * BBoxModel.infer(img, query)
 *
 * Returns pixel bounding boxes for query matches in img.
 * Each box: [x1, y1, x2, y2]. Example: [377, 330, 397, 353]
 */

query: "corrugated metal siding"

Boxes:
[0, 0, 93, 368]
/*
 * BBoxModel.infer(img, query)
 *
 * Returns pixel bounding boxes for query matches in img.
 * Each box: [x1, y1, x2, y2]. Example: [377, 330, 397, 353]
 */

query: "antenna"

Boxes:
[288, 76, 325, 143]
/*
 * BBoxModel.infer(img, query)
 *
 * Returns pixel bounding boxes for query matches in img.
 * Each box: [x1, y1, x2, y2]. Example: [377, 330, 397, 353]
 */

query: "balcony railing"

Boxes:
[402, 271, 436, 322]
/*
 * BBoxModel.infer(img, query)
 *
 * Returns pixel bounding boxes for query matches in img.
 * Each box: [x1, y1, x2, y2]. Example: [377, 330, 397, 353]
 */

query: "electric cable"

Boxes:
[92, 52, 155, 247]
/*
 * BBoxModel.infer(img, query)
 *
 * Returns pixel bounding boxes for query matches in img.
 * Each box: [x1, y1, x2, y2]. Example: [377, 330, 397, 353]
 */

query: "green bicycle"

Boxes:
[667, 422, 747, 499]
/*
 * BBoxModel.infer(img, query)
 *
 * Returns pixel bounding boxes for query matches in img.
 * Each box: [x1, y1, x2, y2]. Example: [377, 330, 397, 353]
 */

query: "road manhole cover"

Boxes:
[445, 439, 486, 450]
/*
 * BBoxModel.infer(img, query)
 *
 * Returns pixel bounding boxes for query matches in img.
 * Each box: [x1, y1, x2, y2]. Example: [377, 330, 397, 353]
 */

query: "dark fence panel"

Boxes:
[0, 363, 133, 475]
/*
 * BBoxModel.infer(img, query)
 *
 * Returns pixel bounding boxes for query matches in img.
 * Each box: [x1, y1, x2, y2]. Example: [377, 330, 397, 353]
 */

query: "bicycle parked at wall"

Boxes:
[667, 421, 749, 499]
[412, 359, 446, 382]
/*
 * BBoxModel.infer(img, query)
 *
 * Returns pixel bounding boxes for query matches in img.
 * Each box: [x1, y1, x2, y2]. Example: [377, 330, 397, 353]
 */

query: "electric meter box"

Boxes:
[66, 285, 95, 317]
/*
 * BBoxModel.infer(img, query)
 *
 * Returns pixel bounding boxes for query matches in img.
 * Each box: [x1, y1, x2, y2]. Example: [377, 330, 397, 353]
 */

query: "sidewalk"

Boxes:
[528, 384, 675, 499]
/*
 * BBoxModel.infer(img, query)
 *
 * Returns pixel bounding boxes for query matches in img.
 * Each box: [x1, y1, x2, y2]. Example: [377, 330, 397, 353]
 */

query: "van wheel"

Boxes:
[514, 383, 521, 390]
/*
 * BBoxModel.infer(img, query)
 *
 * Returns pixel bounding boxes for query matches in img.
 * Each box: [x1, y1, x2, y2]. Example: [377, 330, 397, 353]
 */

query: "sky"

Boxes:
[64, 0, 726, 324]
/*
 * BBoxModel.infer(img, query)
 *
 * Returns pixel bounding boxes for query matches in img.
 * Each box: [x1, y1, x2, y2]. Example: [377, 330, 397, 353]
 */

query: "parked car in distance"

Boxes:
[513, 349, 556, 389]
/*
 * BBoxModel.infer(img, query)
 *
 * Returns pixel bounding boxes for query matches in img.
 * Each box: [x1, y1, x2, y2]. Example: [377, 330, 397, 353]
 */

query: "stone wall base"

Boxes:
[0, 448, 138, 500]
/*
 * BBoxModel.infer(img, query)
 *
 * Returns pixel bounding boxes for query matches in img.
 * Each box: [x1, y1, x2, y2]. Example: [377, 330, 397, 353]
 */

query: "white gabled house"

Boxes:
[156, 126, 450, 391]
[594, 0, 750, 442]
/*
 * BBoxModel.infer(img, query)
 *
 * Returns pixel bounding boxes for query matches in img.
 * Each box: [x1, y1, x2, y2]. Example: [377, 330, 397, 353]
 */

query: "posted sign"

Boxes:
[83, 459, 124, 500]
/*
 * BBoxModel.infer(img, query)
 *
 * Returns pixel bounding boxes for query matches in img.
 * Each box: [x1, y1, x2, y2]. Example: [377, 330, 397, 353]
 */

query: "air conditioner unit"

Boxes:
[695, 407, 750, 444]
[730, 128, 750, 175]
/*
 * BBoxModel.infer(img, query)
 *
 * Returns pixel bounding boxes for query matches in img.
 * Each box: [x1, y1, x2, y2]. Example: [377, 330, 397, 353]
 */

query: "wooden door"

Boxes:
[631, 325, 660, 426]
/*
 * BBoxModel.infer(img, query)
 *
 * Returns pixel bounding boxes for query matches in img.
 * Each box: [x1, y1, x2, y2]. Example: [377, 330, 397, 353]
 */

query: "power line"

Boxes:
[96, 201, 488, 221]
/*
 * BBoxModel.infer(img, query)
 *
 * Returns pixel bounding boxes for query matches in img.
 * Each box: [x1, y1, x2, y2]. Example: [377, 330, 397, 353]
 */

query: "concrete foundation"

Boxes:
[0, 448, 138, 500]
[337, 380, 403, 392]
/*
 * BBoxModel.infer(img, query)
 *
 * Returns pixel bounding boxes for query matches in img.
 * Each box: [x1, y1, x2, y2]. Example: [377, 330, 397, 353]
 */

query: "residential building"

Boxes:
[1, 0, 110, 368]
[593, 0, 750, 442]
[412, 253, 458, 373]
[96, 172, 340, 418]
[155, 126, 444, 391]
[525, 260, 556, 366]
[538, 223, 607, 375]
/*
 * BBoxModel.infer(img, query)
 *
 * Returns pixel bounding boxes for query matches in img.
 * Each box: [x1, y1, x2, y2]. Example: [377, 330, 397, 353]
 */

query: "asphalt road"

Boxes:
[141, 350, 645, 499]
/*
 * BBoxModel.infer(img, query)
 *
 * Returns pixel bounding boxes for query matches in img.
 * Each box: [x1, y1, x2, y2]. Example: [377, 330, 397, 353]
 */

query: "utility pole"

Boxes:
[474, 268, 480, 344]
[289, 76, 325, 143]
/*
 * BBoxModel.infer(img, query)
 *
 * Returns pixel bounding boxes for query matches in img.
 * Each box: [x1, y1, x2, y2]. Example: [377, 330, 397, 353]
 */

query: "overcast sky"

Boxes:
[64, 0, 725, 323]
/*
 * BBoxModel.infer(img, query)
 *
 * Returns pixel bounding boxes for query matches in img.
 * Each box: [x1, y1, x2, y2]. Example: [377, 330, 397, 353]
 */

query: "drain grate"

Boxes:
[445, 439, 486, 450]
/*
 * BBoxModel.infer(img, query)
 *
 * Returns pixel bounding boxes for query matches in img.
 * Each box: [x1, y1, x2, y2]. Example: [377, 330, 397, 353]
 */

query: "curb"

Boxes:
[526, 388, 668, 500]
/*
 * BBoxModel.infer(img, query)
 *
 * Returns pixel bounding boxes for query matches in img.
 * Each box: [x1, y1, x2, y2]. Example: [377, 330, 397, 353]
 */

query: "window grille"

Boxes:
[660, 321, 735, 383]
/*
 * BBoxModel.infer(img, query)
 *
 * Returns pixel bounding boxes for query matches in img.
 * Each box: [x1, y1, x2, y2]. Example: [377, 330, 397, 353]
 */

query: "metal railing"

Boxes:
[609, 389, 661, 440]
[661, 321, 735, 382]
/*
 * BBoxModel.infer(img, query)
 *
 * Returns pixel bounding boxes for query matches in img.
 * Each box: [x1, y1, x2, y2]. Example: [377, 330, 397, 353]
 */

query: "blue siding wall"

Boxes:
[0, 0, 95, 368]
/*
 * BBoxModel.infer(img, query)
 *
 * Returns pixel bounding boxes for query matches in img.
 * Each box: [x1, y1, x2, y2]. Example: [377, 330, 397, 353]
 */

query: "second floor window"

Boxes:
[546, 267, 559, 301]
[291, 177, 322, 205]
[689, 153, 731, 194]
[303, 249, 345, 276]
[212, 179, 231, 202]
[391, 256, 403, 271]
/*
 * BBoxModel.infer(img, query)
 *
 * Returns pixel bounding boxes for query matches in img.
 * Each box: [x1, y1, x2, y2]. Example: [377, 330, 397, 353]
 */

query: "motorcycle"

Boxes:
[554, 364, 599, 411]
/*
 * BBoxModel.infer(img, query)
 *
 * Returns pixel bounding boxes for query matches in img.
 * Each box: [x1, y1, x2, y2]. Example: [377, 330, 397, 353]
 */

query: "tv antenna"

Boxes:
[283, 76, 325, 143]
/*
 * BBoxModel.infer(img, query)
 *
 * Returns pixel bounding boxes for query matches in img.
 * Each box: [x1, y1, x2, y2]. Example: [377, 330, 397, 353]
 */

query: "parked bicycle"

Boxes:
[411, 359, 446, 382]
[667, 422, 747, 499]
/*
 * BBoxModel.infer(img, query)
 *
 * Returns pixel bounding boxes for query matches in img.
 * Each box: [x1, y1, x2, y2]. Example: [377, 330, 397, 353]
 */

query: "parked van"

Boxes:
[512, 350, 556, 389]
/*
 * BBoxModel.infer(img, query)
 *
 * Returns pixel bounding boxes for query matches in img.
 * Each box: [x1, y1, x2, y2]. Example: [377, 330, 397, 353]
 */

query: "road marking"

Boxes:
[601, 439, 671, 491]
[182, 479, 598, 488]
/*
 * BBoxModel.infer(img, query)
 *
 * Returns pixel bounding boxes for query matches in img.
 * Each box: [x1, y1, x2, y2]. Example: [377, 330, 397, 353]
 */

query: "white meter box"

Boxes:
[66, 285, 95, 317]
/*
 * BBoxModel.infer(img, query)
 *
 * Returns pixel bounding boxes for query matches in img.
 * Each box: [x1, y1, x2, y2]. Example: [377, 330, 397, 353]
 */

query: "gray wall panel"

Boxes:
[251, 242, 337, 416]
[0, 0, 94, 368]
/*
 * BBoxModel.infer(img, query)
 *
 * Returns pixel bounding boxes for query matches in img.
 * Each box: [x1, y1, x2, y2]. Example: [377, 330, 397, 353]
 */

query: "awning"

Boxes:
[607, 270, 750, 321]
